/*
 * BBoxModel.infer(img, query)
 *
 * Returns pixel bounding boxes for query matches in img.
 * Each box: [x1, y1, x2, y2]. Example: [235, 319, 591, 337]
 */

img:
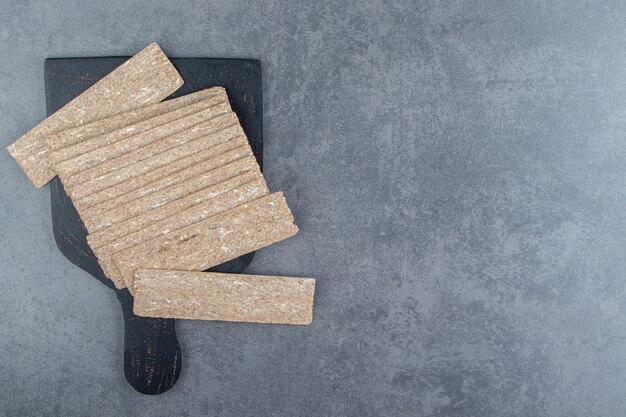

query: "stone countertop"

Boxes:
[1, 1, 625, 416]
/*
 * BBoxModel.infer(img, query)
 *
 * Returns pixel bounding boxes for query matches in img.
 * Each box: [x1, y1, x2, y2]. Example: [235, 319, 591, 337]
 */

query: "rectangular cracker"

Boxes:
[64, 113, 243, 198]
[66, 125, 246, 201]
[57, 103, 233, 182]
[91, 178, 269, 288]
[7, 43, 183, 187]
[74, 142, 252, 215]
[48, 88, 227, 163]
[82, 155, 260, 232]
[87, 173, 267, 248]
[113, 192, 298, 291]
[46, 87, 225, 152]
[133, 270, 315, 325]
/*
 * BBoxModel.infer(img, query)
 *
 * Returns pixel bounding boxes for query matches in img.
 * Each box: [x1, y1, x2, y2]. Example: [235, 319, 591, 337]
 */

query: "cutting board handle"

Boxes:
[116, 289, 181, 395]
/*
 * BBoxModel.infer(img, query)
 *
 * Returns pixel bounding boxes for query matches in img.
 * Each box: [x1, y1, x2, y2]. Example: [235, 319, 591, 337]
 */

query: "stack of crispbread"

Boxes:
[7, 43, 315, 326]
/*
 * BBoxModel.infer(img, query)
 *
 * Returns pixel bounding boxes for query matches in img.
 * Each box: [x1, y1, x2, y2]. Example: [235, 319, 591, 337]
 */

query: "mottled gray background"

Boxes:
[1, 1, 625, 416]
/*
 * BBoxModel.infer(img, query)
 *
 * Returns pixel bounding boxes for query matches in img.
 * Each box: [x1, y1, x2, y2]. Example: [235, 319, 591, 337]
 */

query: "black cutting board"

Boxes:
[45, 57, 262, 395]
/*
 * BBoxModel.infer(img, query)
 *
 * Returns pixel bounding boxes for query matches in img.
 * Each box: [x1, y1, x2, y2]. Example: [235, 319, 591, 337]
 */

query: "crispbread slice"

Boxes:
[113, 192, 298, 291]
[133, 270, 315, 325]
[74, 142, 252, 215]
[7, 43, 183, 187]
[48, 88, 227, 164]
[57, 103, 233, 182]
[91, 178, 269, 289]
[87, 172, 267, 249]
[82, 155, 260, 232]
[65, 122, 244, 200]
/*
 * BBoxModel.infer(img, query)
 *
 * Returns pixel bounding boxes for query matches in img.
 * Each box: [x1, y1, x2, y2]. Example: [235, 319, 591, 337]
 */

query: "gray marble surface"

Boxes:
[1, 1, 625, 416]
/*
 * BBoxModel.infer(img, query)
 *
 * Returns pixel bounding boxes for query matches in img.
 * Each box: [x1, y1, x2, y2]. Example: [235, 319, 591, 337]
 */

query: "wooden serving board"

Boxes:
[45, 56, 263, 395]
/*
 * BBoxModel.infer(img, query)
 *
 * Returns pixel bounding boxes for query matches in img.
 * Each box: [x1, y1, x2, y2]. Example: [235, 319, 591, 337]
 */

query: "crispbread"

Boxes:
[113, 192, 298, 291]
[48, 89, 227, 164]
[57, 103, 233, 182]
[65, 122, 244, 200]
[7, 43, 183, 187]
[87, 172, 267, 249]
[91, 178, 269, 289]
[133, 270, 315, 325]
[82, 155, 260, 232]
[74, 142, 252, 215]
